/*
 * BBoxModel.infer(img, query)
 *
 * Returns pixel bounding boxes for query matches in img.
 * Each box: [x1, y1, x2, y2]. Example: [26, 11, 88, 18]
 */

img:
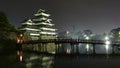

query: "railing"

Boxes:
[16, 34, 120, 46]
[18, 39, 120, 46]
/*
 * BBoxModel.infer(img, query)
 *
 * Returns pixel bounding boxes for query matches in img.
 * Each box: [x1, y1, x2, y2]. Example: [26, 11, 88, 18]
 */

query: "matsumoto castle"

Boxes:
[20, 9, 57, 40]
[18, 9, 120, 54]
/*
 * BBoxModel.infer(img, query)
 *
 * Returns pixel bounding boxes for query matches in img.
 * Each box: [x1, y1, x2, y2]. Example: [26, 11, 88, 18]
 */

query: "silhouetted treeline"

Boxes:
[0, 12, 19, 68]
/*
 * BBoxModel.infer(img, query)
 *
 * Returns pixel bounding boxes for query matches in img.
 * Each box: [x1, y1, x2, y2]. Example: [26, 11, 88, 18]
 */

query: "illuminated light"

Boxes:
[83, 35, 87, 37]
[20, 34, 23, 37]
[105, 36, 109, 40]
[30, 33, 40, 36]
[66, 31, 69, 34]
[17, 34, 24, 44]
[20, 55, 23, 62]
[105, 41, 110, 53]
[33, 22, 54, 26]
[105, 41, 111, 45]
[22, 22, 33, 25]
[83, 35, 90, 40]
[17, 39, 20, 43]
[86, 37, 90, 40]
[119, 31, 120, 35]
[40, 32, 57, 35]
[40, 23, 54, 26]
[104, 36, 110, 54]
[22, 19, 33, 25]
[20, 28, 39, 31]
[33, 17, 47, 21]
[119, 31, 120, 37]
[46, 19, 52, 23]
[86, 44, 89, 54]
[66, 31, 70, 36]
[34, 12, 50, 17]
[39, 17, 47, 20]
[28, 19, 32, 22]
[66, 48, 71, 54]
[18, 51, 23, 62]
[86, 44, 89, 49]
[40, 27, 56, 31]
[105, 45, 109, 50]
[41, 12, 50, 17]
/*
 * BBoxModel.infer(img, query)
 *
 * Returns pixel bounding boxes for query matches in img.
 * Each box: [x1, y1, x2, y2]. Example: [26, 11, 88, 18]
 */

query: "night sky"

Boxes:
[1, 0, 120, 34]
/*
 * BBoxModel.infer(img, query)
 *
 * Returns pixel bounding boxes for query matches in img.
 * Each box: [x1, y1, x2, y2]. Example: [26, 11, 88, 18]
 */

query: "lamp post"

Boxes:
[105, 36, 111, 58]
[17, 34, 24, 62]
[84, 35, 90, 55]
[66, 30, 71, 54]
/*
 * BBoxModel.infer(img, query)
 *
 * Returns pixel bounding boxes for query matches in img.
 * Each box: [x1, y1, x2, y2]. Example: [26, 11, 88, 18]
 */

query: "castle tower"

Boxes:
[20, 19, 40, 40]
[20, 9, 57, 40]
[19, 9, 57, 52]
[32, 9, 57, 39]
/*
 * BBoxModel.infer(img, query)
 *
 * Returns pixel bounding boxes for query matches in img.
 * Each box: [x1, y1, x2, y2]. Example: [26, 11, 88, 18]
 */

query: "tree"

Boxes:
[82, 30, 93, 36]
[0, 12, 18, 40]
[0, 12, 18, 68]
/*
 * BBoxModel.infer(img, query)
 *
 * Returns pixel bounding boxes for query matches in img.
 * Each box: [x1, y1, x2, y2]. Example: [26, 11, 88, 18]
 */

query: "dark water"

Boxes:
[53, 56, 120, 68]
[15, 54, 120, 68]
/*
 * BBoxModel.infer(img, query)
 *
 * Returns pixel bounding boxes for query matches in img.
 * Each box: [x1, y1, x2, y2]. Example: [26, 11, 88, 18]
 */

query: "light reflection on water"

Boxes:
[16, 46, 120, 68]
[24, 54, 54, 68]
[17, 52, 120, 68]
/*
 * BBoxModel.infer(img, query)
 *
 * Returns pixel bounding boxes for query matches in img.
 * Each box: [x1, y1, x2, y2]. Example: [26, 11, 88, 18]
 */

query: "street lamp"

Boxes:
[84, 35, 90, 54]
[86, 44, 89, 51]
[105, 41, 110, 50]
[104, 36, 111, 58]
[66, 30, 70, 37]
[105, 40, 111, 45]
[86, 36, 90, 40]
[105, 36, 109, 40]
[105, 36, 110, 50]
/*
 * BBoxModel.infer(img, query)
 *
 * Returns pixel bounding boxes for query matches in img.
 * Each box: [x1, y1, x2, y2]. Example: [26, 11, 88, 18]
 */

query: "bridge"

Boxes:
[22, 39, 119, 45]
[16, 34, 120, 62]
[17, 34, 120, 53]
